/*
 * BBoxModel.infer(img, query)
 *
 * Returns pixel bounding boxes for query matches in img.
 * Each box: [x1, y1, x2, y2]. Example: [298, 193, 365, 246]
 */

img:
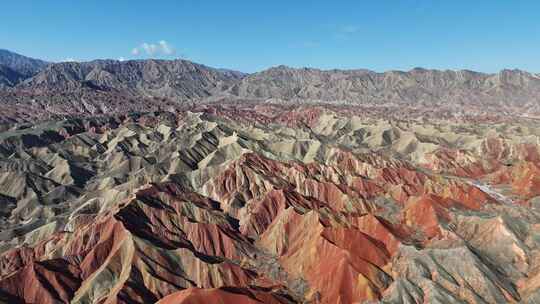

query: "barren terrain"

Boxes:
[0, 103, 539, 303]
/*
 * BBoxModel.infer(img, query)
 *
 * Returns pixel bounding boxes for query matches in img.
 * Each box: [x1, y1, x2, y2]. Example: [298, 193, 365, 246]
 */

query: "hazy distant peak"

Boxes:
[0, 49, 49, 79]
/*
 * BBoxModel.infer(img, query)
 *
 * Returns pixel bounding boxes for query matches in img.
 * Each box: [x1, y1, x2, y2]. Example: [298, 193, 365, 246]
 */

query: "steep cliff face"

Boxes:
[0, 105, 539, 303]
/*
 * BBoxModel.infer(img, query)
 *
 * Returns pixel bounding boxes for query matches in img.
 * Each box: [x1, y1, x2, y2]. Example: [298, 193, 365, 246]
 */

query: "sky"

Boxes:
[1, 0, 539, 73]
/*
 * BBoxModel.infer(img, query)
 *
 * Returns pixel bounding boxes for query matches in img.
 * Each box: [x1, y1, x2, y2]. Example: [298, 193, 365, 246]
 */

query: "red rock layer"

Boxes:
[156, 287, 288, 304]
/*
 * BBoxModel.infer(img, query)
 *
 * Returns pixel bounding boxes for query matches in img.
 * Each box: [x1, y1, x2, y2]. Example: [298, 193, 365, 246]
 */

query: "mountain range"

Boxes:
[2, 49, 540, 303]
[2, 49, 540, 109]
[0, 49, 49, 79]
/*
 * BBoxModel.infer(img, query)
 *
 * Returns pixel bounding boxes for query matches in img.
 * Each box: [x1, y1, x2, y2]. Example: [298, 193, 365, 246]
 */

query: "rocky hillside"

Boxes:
[0, 49, 49, 80]
[0, 65, 24, 88]
[2, 49, 540, 110]
[18, 59, 244, 99]
[228, 65, 540, 105]
[0, 104, 540, 303]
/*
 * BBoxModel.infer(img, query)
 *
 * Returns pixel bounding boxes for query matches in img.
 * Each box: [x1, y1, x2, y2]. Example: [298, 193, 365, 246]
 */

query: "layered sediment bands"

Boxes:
[0, 105, 540, 303]
[156, 287, 291, 304]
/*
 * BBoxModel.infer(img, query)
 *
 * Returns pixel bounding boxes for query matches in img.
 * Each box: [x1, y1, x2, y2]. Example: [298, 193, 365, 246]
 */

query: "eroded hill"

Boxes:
[0, 105, 539, 303]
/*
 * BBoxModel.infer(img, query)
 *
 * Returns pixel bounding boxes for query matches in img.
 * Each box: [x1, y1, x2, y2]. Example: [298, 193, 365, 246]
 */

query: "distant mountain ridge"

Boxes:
[227, 65, 540, 105]
[0, 65, 24, 88]
[1, 49, 540, 108]
[18, 59, 243, 99]
[0, 49, 49, 78]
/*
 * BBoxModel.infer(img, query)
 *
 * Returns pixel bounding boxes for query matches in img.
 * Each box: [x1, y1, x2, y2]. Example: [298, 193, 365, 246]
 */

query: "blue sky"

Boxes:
[1, 1, 539, 73]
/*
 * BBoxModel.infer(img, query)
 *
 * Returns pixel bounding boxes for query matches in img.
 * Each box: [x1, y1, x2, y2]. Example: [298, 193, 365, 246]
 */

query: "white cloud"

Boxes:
[118, 57, 126, 62]
[131, 40, 176, 57]
[62, 58, 77, 62]
[142, 43, 157, 55]
[159, 40, 174, 55]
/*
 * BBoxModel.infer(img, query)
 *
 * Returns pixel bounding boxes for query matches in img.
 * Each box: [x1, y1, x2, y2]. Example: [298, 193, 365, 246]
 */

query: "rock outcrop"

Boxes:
[0, 106, 539, 303]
